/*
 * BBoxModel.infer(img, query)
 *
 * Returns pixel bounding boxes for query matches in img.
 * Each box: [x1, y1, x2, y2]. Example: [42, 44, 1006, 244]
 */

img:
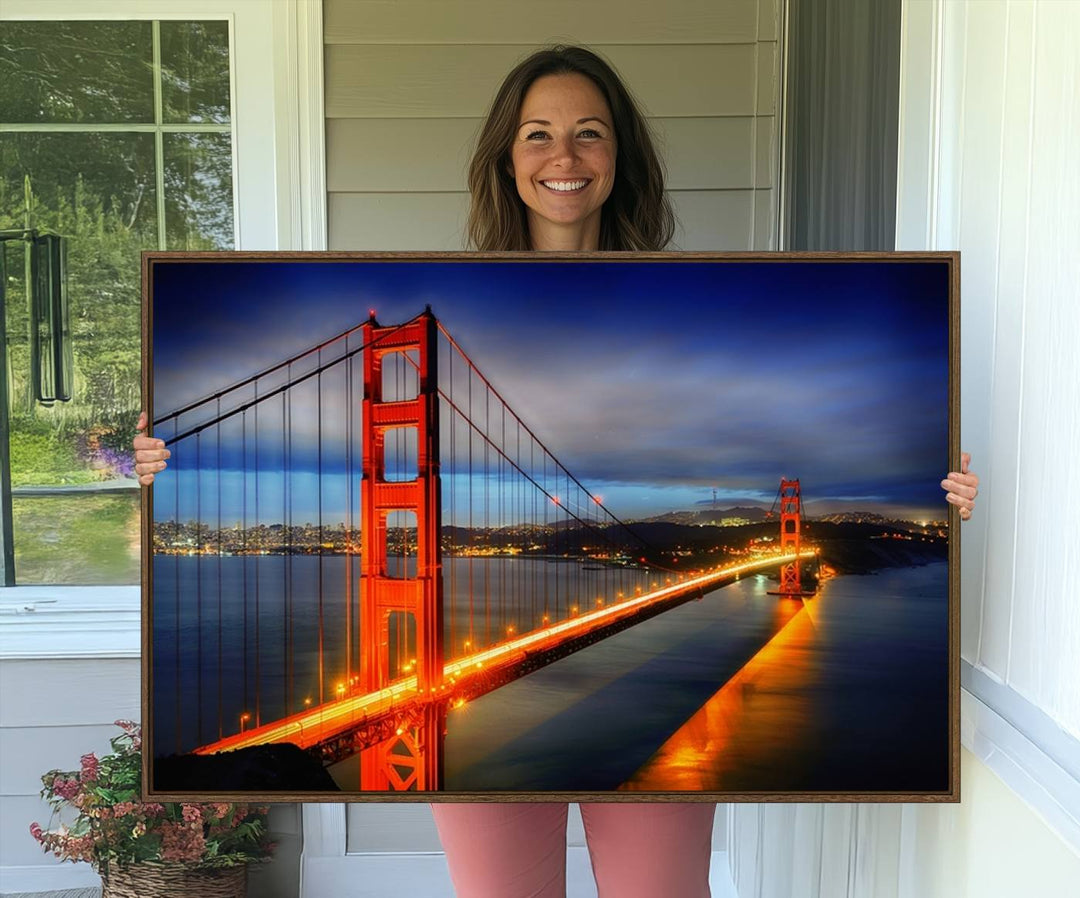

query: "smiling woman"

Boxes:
[465, 45, 674, 252]
[509, 73, 617, 250]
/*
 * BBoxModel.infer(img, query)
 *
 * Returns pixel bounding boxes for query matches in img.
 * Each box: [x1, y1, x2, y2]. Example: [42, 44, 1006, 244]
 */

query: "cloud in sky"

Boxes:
[152, 259, 950, 520]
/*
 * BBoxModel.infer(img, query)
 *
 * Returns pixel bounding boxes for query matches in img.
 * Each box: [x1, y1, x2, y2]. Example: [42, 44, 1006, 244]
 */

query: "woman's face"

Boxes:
[509, 73, 617, 250]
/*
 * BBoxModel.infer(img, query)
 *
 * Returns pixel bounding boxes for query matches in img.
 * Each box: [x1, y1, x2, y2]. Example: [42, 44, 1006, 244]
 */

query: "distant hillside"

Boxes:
[638, 506, 772, 526]
[816, 511, 893, 525]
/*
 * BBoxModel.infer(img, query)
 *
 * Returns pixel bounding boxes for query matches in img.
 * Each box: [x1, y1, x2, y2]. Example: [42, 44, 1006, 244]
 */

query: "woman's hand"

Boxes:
[133, 411, 170, 487]
[941, 451, 979, 521]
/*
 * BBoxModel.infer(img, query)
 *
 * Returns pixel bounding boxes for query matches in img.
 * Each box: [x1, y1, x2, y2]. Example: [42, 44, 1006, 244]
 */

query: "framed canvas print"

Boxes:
[142, 251, 959, 802]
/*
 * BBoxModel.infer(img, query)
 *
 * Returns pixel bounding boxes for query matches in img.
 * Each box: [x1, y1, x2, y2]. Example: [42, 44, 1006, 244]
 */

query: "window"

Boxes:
[0, 19, 234, 584]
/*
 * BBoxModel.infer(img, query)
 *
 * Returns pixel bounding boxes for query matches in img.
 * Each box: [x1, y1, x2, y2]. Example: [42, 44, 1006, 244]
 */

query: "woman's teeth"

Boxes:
[542, 180, 588, 191]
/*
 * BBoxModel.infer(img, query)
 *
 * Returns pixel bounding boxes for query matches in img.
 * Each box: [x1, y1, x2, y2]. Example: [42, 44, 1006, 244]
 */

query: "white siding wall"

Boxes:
[912, 0, 1080, 739]
[0, 594, 142, 894]
[0, 661, 140, 880]
[729, 1, 1080, 894]
[0, 595, 301, 898]
[324, 0, 782, 251]
[729, 748, 1080, 898]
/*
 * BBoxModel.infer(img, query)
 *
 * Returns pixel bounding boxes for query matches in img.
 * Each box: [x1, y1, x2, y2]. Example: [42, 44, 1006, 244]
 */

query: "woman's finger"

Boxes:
[940, 477, 978, 500]
[945, 492, 975, 512]
[134, 446, 170, 461]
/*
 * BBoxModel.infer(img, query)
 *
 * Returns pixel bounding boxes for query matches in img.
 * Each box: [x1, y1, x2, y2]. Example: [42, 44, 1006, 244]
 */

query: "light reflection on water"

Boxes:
[438, 563, 948, 793]
[152, 556, 657, 754]
[153, 557, 948, 794]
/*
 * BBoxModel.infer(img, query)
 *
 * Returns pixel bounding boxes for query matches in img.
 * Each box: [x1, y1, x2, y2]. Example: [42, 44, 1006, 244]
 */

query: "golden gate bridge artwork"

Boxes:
[147, 256, 952, 798]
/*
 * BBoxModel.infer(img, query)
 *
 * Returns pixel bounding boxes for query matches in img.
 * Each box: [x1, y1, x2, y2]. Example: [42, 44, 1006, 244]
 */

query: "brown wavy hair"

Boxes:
[466, 46, 675, 251]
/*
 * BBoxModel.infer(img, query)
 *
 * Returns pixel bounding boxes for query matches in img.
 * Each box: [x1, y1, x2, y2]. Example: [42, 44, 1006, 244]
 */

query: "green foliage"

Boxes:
[1, 161, 145, 469]
[8, 426, 93, 485]
[13, 494, 140, 584]
[30, 722, 274, 874]
[0, 22, 155, 124]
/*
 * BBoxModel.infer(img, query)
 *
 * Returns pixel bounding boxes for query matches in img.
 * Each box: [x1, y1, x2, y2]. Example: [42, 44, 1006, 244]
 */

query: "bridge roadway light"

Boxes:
[239, 712, 251, 733]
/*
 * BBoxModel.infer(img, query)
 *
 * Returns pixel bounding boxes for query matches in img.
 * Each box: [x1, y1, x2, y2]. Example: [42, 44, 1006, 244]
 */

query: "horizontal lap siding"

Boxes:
[0, 657, 140, 868]
[324, 0, 761, 45]
[325, 0, 780, 252]
[327, 117, 769, 192]
[326, 45, 761, 118]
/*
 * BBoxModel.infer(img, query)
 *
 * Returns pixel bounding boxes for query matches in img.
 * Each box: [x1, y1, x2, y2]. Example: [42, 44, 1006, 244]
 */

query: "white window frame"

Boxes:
[0, 0, 325, 647]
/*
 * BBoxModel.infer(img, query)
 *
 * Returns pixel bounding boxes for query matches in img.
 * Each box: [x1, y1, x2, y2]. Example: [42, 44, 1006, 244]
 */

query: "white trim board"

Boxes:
[0, 588, 140, 660]
[0, 587, 140, 661]
[962, 681, 1080, 855]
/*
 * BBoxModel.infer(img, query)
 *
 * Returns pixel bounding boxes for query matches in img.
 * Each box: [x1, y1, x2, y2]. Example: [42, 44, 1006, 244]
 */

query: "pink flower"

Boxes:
[159, 820, 206, 863]
[52, 777, 80, 801]
[80, 753, 99, 782]
[29, 822, 43, 842]
[181, 805, 202, 824]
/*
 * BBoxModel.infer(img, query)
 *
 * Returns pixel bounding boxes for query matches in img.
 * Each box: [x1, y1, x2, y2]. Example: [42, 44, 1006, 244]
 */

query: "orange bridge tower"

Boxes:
[359, 308, 444, 790]
[767, 478, 815, 598]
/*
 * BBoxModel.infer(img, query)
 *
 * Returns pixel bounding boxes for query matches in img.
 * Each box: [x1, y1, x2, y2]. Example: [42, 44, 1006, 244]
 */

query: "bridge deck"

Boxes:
[193, 551, 814, 756]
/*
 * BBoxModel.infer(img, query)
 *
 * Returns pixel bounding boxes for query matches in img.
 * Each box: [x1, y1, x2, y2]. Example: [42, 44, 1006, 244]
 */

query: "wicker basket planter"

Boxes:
[100, 862, 247, 898]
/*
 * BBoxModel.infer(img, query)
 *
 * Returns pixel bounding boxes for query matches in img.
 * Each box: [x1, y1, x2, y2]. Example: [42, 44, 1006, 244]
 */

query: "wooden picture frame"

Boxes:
[142, 251, 960, 803]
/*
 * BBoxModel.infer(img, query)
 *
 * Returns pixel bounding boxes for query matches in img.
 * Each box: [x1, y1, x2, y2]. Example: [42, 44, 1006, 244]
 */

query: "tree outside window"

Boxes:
[0, 20, 234, 584]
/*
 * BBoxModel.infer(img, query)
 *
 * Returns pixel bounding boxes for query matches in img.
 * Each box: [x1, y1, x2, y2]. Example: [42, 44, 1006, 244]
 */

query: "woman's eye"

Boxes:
[578, 129, 602, 138]
[525, 130, 550, 140]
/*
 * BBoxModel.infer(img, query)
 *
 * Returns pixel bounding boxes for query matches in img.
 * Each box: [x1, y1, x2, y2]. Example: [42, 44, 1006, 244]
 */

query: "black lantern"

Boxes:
[30, 233, 73, 405]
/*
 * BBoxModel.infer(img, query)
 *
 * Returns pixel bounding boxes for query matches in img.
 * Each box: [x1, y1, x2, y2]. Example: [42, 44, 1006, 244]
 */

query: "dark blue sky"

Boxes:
[152, 258, 950, 522]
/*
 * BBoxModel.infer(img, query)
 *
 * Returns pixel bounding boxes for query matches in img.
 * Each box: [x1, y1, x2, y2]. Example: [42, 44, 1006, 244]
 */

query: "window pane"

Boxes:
[12, 493, 140, 585]
[1, 131, 156, 404]
[0, 21, 154, 124]
[164, 132, 235, 250]
[160, 21, 232, 124]
[2, 132, 155, 585]
[1, 18, 235, 586]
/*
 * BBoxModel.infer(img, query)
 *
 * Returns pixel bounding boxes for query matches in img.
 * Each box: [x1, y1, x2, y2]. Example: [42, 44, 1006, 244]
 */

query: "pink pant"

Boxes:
[431, 802, 716, 898]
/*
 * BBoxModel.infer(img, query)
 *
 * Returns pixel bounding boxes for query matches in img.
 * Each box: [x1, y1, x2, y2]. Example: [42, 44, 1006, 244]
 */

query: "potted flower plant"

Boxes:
[30, 720, 274, 898]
